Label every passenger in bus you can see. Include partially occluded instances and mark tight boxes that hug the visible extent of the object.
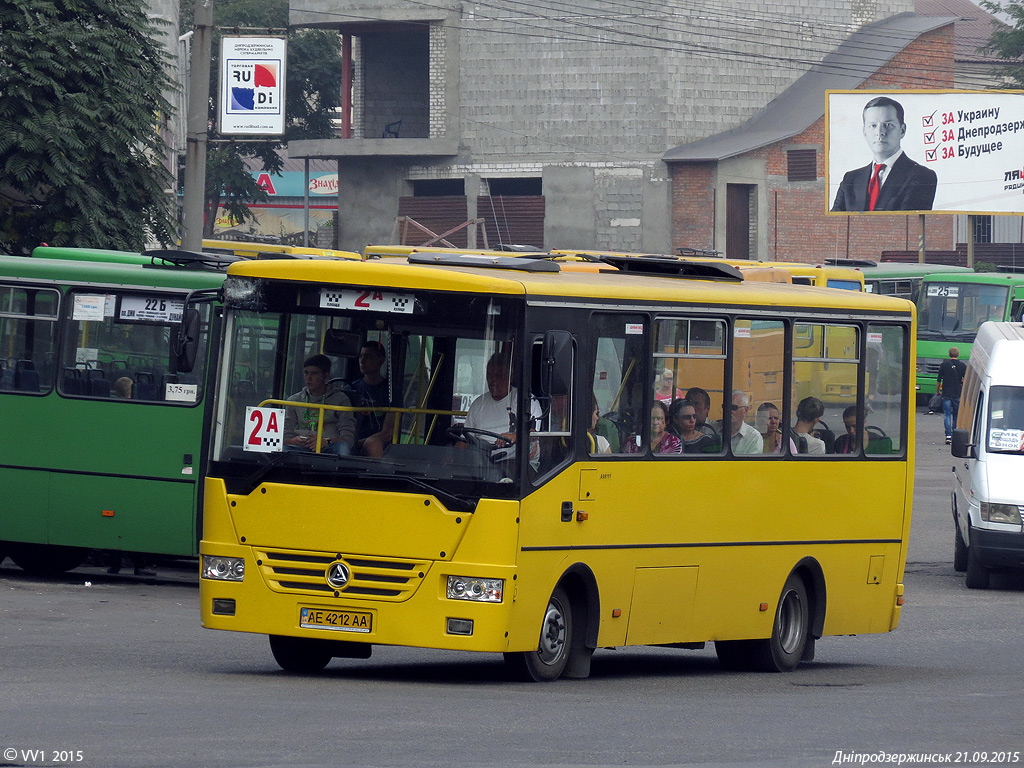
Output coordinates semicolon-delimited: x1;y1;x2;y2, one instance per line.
793;396;826;455
283;354;356;455
716;390;763;455
627;401;681;454
669;398;713;454
655;367;683;403
756;402;783;454
589;395;612;454
684;386;717;437
113;376;133;399
835;405;868;454
345;340;396;458
464;352;539;447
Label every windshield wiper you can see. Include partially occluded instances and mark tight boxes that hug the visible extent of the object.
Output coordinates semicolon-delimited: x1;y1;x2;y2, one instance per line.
360;472;477;513
242;450;291;490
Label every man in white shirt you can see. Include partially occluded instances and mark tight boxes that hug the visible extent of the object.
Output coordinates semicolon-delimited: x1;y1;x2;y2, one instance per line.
716;390;763;455
793;396;827;455
464;353;520;444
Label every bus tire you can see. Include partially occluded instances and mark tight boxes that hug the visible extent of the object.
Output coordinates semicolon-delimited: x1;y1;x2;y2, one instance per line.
953;524;967;573
751;572;810;672
504;586;572;682
964;544;990;590
8;543;86;575
269;635;333;673
714;639;756;671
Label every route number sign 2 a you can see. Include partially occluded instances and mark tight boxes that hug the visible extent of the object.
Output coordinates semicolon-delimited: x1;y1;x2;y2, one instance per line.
245;407;285;452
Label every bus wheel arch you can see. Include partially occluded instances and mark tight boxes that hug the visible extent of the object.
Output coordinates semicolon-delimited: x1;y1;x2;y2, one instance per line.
504;563;599;682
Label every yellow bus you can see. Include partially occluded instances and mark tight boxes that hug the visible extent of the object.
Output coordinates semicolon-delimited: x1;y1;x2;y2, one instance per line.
193;250;914;680
202;239;361;261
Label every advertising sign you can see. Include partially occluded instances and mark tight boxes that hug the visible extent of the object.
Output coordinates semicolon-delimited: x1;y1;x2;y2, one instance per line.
219;36;286;136
827;90;1024;215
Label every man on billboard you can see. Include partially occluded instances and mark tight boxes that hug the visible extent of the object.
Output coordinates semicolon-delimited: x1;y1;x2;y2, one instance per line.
831;96;937;212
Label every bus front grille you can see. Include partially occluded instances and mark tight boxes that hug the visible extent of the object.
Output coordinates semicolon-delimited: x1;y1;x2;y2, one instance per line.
255;548;428;601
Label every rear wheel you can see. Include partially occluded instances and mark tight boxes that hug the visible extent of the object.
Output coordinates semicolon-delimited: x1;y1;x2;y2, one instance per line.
504;586;572;682
8;544;86;575
953;523;967;572
269;635;334;673
964;543;990;590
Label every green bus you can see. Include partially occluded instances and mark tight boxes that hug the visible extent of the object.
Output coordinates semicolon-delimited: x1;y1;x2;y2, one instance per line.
916;272;1024;395
0;249;230;573
825;259;973;302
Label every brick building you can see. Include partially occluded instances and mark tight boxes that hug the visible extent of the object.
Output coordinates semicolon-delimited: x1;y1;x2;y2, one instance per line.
664;15;957;262
288;0;966;255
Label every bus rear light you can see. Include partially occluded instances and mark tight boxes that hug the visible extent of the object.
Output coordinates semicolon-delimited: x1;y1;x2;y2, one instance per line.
202;555;245;581
446;576;503;602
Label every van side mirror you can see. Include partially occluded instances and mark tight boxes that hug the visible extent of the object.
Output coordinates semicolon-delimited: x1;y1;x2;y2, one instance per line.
538;330;573;396
950;428;974;458
172;308;201;374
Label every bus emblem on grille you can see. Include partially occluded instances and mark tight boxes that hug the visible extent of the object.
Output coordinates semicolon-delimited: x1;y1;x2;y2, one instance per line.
326;561;350;588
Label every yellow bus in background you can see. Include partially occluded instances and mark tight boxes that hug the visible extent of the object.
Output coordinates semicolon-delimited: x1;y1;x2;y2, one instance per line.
203;239;361;261
193;250;914;680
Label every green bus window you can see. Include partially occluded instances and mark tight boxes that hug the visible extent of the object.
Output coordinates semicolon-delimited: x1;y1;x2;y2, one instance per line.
0;285;59;393
734;319;785;456
865;325;906;456
60;289;208;403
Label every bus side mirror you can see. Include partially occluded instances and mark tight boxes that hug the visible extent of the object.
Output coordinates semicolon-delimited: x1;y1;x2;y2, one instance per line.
950;428;973;458
172;308;201;374
539;330;573;396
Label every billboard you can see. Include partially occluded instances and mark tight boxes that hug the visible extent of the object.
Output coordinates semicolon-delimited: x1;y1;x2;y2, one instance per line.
826;90;1024;215
219;36;287;136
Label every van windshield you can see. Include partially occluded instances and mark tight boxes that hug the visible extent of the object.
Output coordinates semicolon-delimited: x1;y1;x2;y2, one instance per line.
987;385;1024;454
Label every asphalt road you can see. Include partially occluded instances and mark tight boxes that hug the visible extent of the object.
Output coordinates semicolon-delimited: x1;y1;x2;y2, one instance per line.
0;409;1021;768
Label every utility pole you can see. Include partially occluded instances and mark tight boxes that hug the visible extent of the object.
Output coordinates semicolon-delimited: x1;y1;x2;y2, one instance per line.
181;0;214;251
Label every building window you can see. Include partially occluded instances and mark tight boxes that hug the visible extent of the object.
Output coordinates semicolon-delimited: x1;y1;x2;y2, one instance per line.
787;149;817;182
973;215;993;244
413;179;465;196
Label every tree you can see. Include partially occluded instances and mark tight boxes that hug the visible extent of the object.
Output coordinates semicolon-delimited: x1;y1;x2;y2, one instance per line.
980;0;1024;87
0;0;177;254
181;0;343;238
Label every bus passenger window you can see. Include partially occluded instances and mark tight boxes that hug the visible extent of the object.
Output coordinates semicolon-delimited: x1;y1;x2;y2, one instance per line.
653;317;726;456
733;319;784;455
0;285;59;394
865;325;905;455
792;323;859;455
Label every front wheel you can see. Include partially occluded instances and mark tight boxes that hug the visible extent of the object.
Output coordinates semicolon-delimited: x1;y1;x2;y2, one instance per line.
269;635;334;673
964;543;990;590
953;523;967;573
504;586;572;682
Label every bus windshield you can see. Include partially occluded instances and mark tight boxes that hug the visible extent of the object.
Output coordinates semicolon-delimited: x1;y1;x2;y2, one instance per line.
212;276;525;501
918;282;1008;342
987;385;1024;455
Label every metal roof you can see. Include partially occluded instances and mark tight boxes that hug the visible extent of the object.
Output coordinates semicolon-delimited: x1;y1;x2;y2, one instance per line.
662;13;956;163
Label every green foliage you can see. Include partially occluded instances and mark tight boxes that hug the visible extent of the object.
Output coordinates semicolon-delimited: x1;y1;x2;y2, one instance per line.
0;0;177;254
980;0;1024;88
974;260;998;272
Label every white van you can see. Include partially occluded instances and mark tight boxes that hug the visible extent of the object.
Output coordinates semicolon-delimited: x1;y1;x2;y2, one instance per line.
950;322;1024;589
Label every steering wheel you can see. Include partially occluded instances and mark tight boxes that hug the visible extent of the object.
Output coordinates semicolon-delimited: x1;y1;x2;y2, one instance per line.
447;425;508;447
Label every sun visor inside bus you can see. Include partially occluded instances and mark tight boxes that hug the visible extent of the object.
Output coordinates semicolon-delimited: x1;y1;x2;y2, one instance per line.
322;329;362;358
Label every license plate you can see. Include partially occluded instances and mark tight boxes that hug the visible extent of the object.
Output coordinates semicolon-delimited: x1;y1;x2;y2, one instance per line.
299;606;373;633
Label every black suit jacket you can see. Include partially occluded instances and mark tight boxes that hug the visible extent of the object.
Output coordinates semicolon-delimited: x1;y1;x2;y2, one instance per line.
831;152;937;212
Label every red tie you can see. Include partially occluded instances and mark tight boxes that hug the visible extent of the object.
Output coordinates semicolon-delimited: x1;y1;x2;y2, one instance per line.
868;163;885;211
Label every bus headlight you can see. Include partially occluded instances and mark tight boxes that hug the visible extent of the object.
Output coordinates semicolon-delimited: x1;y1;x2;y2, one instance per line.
202;555;245;581
980;503;1023;525
447;575;503;603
